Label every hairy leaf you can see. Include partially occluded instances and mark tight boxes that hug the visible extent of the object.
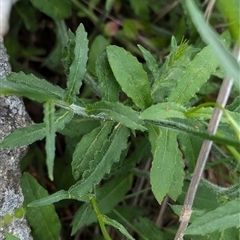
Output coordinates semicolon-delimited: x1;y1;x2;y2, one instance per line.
64;24;88;103
7;72;65;99
72;122;113;180
140;102;186;120
168;45;220;104
107;45;152;109
29;0;71;20
96;50;119;102
138;45;159;80
86;101;146;131
0;110;73;148
184;198;240;235
69;125;130;199
44;101;56;181
21;173;61;240
148;126;183;203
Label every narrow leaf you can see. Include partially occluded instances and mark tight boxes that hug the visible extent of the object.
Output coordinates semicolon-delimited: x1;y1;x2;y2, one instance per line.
103;215;135;240
0;109;73;149
86;101;146;131
69;125;130;199
28;190;71;207
184;198;240;235
7;72;65;99
168;45;220;104
186;0;240;91
147;118;239;147
140;102;186;120
29;0;71;20
138;45;159;80
107;45;152;109
44;101;56;181
21;173;61;240
64;24;89;103
72;122;113;180
148;126;183;203
96;50;119;102
0;80;59;102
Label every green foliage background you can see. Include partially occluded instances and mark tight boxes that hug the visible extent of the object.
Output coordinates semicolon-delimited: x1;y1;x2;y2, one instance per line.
0;0;239;239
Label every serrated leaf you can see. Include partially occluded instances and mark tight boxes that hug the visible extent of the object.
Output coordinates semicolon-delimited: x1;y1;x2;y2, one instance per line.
0;110;73;149
103;215;135;240
69;125;130;199
148;126;183;203
138;45;159;80
106;45;152;109
0;80;59;102
29;0;71;20
186;0;240;91
71;173;133;234
140;102;186;120
0;123;45;148
168;45;220;104
21;173;61;240
7;72;65;99
184;198;240;235
86;101;146;131
64;24;89;103
96;50;119;102
72;122;113;180
44;101;56;181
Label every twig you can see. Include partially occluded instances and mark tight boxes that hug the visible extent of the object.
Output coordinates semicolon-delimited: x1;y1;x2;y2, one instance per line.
174;44;240;240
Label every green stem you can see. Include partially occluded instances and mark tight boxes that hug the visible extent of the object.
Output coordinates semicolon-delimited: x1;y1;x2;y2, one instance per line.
91;197;112;240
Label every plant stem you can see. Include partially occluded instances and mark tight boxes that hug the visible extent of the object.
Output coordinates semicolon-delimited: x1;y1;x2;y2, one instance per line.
91;196;112;240
174;44;240;240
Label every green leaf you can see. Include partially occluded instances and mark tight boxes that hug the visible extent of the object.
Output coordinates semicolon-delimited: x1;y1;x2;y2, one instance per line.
72;122;113;180
5;232;20;240
0;80;59;103
7;72;65;99
0;109;73;149
96;50;119;102
71;173;133;235
44;101;56;181
186;0;240;91
147;118;240;147
129;0;149;21
184;198;240;235
86;101;146;131
69;124;130;199
148;126;183;203
88;35;110;75
103;215;135;240
64;24;89;103
21;173;61;240
106;45;152;109
140;102;186;120
168;45;220;104
216;0;240;43
28;190;72;207
29;0;71;20
138;45;159;80
0;123;45;148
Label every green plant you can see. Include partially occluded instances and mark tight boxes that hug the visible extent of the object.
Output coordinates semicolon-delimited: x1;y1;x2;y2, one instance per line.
1;0;239;239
